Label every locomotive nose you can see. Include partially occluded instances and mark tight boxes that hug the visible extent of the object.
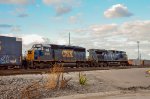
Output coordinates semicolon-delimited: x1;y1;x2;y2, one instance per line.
26;50;35;61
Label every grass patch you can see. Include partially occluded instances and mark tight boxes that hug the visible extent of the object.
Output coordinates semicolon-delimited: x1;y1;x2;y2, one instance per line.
79;72;87;85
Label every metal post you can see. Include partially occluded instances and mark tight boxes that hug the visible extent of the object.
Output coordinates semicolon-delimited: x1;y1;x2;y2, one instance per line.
69;33;70;46
137;41;140;60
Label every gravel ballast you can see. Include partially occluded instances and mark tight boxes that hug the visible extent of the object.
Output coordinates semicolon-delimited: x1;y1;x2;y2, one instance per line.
0;68;150;99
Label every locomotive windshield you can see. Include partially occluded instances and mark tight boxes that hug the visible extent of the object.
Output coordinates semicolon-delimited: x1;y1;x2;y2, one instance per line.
32;44;51;51
32;44;42;50
43;47;50;52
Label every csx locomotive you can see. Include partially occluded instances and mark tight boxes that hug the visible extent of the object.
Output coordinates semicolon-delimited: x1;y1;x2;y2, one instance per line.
26;44;86;68
0;36;129;69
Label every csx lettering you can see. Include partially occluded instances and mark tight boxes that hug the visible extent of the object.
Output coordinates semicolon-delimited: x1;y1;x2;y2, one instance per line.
62;50;73;57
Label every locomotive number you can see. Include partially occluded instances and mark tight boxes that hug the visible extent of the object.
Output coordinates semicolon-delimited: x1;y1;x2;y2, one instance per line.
45;52;50;55
62;50;73;57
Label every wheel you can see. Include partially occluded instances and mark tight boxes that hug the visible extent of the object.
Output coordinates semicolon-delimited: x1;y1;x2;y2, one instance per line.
103;63;108;67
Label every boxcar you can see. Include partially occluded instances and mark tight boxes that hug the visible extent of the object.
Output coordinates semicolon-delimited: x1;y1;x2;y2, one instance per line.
128;59;143;66
0;36;22;68
143;60;150;66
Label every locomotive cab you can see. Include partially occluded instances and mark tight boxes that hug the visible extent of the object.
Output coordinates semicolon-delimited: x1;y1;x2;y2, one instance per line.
26;44;53;68
120;51;128;60
26;44;52;61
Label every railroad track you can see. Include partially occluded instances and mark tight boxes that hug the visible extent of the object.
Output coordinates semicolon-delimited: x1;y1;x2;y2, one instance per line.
0;66;150;76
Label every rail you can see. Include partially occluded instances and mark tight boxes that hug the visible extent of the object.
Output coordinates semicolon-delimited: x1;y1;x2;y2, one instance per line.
0;65;150;76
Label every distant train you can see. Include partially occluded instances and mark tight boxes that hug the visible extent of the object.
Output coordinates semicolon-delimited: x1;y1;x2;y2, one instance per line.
0;36;130;69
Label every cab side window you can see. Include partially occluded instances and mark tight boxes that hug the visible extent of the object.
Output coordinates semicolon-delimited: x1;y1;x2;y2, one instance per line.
44;47;50;52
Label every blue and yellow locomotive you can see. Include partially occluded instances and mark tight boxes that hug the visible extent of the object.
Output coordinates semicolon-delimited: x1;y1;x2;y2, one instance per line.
26;44;86;68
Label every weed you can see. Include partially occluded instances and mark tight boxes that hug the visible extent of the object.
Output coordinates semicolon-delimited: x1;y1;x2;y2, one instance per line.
21;63;71;99
79;72;87;85
45;63;71;89
60;73;72;88
146;70;150;75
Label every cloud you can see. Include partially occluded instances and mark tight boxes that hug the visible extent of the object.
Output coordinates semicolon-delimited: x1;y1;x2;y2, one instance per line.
11;26;21;32
0;24;12;28
21;34;50;45
55;5;72;16
22;34;50;52
12;7;29;18
43;0;74;15
66;20;150;59
0;0;34;5
69;13;82;24
104;4;133;18
43;0;72;5
0;33;50;53
17;13;29;18
89;24;118;33
0;24;21;32
69;16;77;23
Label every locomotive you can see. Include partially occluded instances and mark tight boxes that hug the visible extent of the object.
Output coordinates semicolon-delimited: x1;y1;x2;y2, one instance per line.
0;36;129;69
26;44;86;68
88;49;128;67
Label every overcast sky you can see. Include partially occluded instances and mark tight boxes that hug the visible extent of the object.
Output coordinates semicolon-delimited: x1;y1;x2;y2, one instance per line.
0;0;150;59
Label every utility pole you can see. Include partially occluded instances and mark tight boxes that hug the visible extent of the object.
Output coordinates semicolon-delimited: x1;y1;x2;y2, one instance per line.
69;32;70;46
140;53;141;61
137;41;140;60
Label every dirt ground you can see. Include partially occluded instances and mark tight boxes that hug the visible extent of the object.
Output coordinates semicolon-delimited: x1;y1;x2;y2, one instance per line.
1;68;150;99
88;92;150;99
45;68;150;99
88;68;150;88
47;91;150;99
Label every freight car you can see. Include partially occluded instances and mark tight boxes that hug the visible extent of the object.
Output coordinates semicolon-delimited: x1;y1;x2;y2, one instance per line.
142;60;150;66
0;36;22;69
26;44;86;68
128;59;150;66
128;59;142;66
